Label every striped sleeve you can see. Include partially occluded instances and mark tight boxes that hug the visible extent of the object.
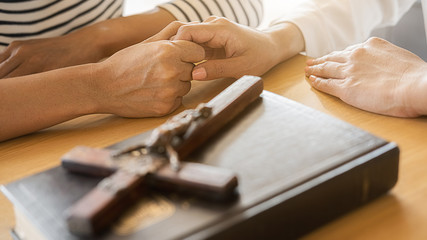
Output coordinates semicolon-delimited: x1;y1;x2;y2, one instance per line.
0;0;123;48
159;0;263;27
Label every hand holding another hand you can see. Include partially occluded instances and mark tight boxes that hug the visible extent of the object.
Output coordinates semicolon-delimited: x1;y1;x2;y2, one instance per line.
170;17;295;81
93;39;205;118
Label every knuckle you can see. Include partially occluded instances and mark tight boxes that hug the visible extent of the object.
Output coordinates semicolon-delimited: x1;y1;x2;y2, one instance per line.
157;43;176;58
159;87;179;100
346;64;359;73
339;62;352;73
171;20;184;26
205;16;218;22
312;57;324;65
311;77;323;88
350;47;367;59
214;17;231;25
158;65;180;80
154;102;176;116
182;82;191;93
9;43;32;57
366;37;389;48
153;105;169;116
336;63;346;72
366;37;383;45
176;25;190;38
168;21;185;30
343;63;353;73
178;24;190;33
315;63;326;73
213;64;226;77
8;41;23;49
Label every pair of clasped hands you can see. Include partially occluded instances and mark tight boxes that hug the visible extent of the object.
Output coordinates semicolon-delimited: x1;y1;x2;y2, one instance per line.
1;17;280;118
1;17;294;141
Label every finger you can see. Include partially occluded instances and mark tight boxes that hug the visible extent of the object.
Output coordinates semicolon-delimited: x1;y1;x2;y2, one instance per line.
0;48;10;63
178;62;197;81
305;62;346;79
144;21;187;43
168;97;183;114
169;21;202;41
172;40;205;64
204;46;226;60
175;24;227;49
191;57;244;80
204;16;219;23
4;63;38;78
0;58;20;78
308;75;343;98
306;51;347;66
4;69;22;79
344;42;363;51
176;81;191;97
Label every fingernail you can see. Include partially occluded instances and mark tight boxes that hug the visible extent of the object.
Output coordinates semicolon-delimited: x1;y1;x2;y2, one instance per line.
304;66;310;77
309;75;316;81
192;67;207;80
306;59;313;65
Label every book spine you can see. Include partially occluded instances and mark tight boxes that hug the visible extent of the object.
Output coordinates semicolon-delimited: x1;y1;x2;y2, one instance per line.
193;142;399;239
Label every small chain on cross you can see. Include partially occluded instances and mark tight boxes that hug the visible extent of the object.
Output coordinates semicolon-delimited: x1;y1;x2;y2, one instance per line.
114;103;213;171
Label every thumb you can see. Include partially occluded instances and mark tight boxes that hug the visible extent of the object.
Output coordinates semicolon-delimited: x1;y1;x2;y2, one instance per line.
192;58;244;80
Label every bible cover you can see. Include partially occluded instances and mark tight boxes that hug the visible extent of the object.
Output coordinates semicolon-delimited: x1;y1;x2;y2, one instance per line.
1;91;399;240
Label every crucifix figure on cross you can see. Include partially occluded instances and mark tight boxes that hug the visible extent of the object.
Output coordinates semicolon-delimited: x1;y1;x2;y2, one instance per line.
60;76;263;236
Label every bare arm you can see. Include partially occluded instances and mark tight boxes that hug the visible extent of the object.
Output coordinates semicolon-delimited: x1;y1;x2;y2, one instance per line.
0;0;264;78
0;30;205;142
0;8;176;78
271;0;417;57
0;64;98;140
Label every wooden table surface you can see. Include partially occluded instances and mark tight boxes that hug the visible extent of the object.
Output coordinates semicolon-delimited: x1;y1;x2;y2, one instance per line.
1;54;427;240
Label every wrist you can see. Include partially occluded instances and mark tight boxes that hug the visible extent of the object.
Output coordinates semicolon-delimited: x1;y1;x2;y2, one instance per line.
411;63;427;116
83;62;114;114
64;27;107;62
65;63;104;116
77;7;176;59
264;22;305;64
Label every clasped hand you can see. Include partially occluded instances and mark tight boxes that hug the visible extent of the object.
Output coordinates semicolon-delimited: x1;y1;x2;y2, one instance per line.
1;18;287;119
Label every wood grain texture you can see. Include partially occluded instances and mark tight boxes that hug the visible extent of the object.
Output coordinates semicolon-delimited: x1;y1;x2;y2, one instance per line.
176;75;263;158
1;54;427;239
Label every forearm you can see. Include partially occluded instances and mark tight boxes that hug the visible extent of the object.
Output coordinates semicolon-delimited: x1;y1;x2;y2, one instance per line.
264;22;305;65
270;0;416;57
408;63;427;116
66;7;176;60
0;64;100;141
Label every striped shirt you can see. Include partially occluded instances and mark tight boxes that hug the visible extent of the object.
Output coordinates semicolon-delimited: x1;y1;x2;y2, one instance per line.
0;0;124;48
0;0;263;50
160;0;263;28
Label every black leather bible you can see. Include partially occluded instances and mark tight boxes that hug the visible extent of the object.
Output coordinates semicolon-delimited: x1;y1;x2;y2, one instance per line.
1;91;399;240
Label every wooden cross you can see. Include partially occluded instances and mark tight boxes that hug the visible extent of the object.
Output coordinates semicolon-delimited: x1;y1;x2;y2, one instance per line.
60;76;263;236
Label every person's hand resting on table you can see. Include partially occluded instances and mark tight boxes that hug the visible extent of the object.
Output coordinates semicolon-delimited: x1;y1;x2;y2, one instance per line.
306;37;427;117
